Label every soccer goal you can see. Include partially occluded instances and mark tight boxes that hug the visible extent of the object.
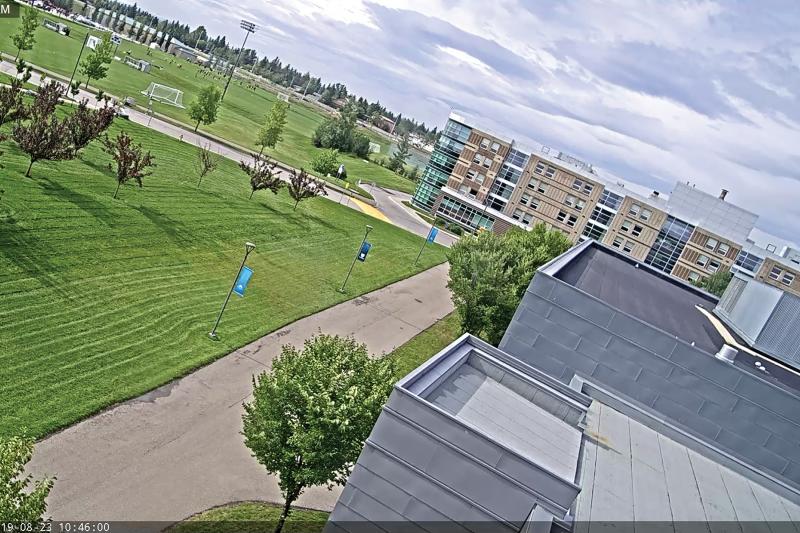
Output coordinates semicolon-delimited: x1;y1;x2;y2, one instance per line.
141;83;185;108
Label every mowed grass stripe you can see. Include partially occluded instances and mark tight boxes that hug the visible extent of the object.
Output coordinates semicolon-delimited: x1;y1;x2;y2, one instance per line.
0;115;446;438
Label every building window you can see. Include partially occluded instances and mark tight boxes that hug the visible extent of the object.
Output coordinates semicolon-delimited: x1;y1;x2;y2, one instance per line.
527;179;538;191
769;266;782;280
621;219;632;233
717;243;730;256
576;199;586;211
707;260;721;273
705;238;719;251
697;255;710;267
534;161;546;175
520;194;531;206
491;142;500;153
735;251;763;273
537;183;548;194
522;213;533;225
629;203;641;217
598;190;623;210
530;197;539;210
472;153;482;164
612;237;623;248
640;208;652;221
572;179;584;191
583;183;594;195
557;211;568;223
623;241;634;254
632;225;643;238
482;157;492;168
466;169;477;180
512;209;523;221
564;194;577;208
582;221;607;241
783;272;796;286
480;138;490;149
476;173;486;184
567;214;578;228
687;272;701;283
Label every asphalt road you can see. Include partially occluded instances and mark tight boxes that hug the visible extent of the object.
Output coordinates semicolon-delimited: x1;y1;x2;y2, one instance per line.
27;264;454;522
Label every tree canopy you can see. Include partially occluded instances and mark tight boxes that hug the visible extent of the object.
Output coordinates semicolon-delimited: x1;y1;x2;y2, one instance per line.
187;85;222;132
691;269;733;297
80;33;114;89
256;101;289;155
0;436;54;523
12;7;39;60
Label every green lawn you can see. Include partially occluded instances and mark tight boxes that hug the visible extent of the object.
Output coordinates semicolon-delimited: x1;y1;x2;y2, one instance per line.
171;502;328;533
0;8;418;194
389;312;461;379
0;112;445;438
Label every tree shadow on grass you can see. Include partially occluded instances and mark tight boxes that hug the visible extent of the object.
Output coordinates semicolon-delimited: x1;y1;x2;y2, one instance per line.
38;177;118;226
134;204;199;247
0;220;71;300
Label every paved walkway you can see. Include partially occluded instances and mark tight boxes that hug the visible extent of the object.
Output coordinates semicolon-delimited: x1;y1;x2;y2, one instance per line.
27;264;453;522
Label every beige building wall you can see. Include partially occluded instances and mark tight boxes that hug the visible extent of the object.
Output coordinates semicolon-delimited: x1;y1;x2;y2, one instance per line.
671;228;741;283
756;258;800;297
603;196;667;261
447;129;511;204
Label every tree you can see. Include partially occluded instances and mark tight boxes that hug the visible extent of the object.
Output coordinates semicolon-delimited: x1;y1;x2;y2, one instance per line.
351;132;370;159
12;82;73;178
102;132;156;198
310;148;339;177
80;32;114;89
12;8;39;60
0;79;26;126
187;85;222;132
447;224;571;345
242;334;395;533
194;142;220;188
692;269;733;297
255;101;289;155
287;167;326;210
64;99;116;157
0;436;54;523
240;154;283;199
387;133;410;173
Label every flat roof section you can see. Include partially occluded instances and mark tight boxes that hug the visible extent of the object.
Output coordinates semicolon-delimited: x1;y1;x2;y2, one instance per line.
555;246;724;354
576;401;800;524
427;357;582;482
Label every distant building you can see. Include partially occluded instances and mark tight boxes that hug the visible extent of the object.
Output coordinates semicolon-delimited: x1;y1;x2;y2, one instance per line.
412;112;800;295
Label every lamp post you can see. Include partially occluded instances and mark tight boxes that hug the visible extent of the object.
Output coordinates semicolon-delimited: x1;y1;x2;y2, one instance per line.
68;33;89;92
339;225;372;293
221;20;256;101
209;242;256;340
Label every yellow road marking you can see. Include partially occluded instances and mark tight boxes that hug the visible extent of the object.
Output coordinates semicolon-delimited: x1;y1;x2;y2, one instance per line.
695;305;800;378
350;196;391;223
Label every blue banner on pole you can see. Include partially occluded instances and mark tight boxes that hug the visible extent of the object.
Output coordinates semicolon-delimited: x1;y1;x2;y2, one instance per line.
427;227;438;243
233;266;253;297
357;242;371;262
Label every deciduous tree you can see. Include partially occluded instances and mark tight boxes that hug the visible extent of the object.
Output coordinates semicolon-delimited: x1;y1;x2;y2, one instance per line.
65;99;116;156
102;132;156;198
11;82;73;178
287;167;326;210
310;148;339;177
194;142;220;188
240;154;283;199
12;8;39;60
387;133;410;173
187;85;222;132
80;32;114;89
0;79;26;126
242;334;394;533
255;100;289;155
0;436;54;524
447;224;571;345
691;269;733;297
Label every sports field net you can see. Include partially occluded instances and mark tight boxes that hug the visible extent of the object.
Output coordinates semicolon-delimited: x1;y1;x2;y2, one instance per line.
141;83;184;108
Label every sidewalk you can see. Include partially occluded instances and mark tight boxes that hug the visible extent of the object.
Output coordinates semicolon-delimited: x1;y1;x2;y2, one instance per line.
27;264;453;522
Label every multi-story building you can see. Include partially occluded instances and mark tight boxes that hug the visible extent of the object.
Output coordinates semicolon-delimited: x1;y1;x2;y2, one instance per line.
412;112;800;296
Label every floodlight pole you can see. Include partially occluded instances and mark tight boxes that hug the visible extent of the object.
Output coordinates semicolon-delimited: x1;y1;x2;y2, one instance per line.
221;20;256;102
68;33;89;91
339;225;372;293
209;242;256;340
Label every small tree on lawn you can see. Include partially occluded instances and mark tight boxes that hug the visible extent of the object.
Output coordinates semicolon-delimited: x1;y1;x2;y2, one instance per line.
102;132;156;199
242;334;395;533
12;83;73;178
310;148;339;177
195;142;220;188
0;435;55;524
241;154;283;199
287;167;327;210
188;85;222;132
386;133;411;173
64;99;116;157
79;33;114;89
691;269;733;297
255;100;289;155
0;79;27;126
16;59;33;85
12;7;39;60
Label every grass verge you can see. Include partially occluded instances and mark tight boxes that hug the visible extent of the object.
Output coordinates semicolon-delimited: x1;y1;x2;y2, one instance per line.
170;502;328;533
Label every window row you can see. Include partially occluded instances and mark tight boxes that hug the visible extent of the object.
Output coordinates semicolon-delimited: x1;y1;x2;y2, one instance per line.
571;178;594;196
628;202;653;222
620;219;644;238
519;193;539;210
564;194;586;211
533;161;556;178
696;254;722;273
479;138;502;153
612;237;635;254
512;209;534;225
702;236;731;256
557;210;579;228
769;266;796;286
472;153;493;168
465;169;486;184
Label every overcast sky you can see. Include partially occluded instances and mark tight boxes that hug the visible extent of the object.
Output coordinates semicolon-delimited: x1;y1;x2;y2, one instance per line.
138;0;800;244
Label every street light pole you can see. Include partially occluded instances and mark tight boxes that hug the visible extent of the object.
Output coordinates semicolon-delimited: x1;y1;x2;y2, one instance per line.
221;20;256;102
339;225;372;293
68;33;89;91
209;242;256;340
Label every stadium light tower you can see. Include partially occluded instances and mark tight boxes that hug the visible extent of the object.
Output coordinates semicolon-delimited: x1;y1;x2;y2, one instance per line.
221;19;257;101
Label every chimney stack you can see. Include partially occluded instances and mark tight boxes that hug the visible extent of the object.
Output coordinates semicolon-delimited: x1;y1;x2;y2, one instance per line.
719;189;728;201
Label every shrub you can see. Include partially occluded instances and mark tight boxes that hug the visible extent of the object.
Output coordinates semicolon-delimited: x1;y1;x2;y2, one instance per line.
310;148;340;176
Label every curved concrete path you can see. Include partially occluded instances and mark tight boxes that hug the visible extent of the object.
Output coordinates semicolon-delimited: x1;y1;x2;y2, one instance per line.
28;264;453;522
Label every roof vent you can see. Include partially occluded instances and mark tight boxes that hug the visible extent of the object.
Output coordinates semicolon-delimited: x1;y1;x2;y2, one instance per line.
715;344;737;363
651;190;660;198
719;189;728;201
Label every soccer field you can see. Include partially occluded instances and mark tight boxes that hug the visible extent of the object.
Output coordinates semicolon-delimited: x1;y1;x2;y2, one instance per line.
0;7;419;194
0;115;445;438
